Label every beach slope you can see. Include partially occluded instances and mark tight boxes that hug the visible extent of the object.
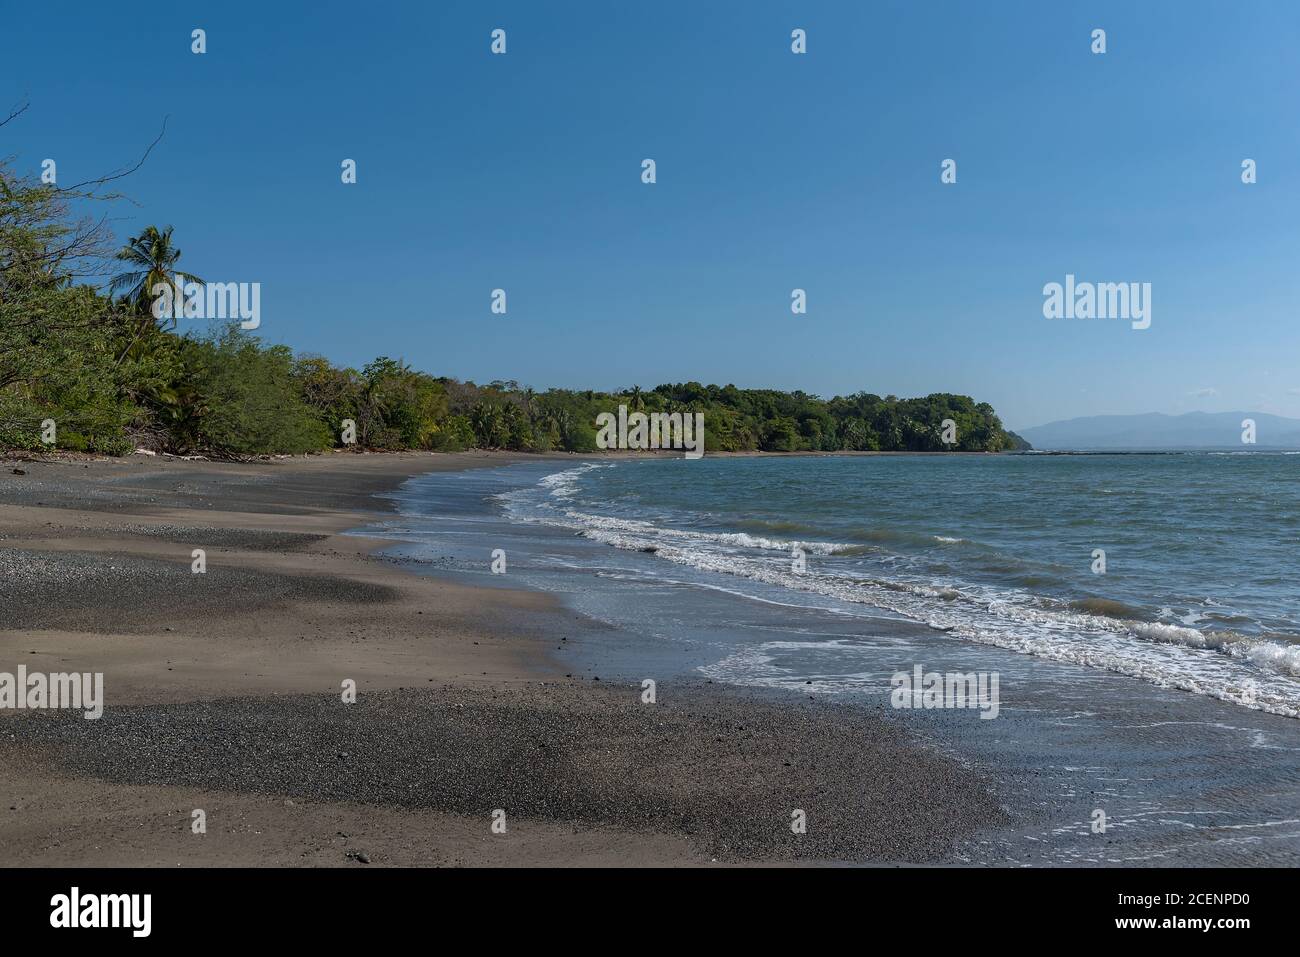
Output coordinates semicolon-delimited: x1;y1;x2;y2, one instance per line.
0;452;1004;866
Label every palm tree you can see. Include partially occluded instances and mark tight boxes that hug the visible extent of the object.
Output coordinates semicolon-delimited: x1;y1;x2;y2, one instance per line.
543;407;575;450
109;225;204;325
470;401;506;447
627;385;645;411
843;418;866;450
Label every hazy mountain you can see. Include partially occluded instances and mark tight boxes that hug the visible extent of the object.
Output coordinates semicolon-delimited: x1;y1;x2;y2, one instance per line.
1018;411;1300;450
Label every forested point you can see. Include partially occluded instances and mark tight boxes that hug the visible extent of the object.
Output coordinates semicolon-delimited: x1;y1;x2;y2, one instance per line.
1;133;1029;459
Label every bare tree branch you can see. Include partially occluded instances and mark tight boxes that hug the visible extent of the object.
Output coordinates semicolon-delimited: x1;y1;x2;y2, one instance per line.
57;116;168;194
0;100;29;130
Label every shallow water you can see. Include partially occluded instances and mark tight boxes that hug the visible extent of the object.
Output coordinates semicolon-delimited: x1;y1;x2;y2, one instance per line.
364;456;1300;865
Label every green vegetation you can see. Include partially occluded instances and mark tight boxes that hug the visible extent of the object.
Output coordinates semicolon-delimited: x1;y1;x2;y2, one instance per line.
1;126;1027;458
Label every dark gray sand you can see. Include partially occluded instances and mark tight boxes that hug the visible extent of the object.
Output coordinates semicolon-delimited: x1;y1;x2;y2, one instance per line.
0;451;555;516
10;683;1007;864
0;546;396;632
0;451;1011;865
0;522;330;551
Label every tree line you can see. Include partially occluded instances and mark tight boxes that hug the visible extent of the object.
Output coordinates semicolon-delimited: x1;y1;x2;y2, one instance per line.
1;122;1028;458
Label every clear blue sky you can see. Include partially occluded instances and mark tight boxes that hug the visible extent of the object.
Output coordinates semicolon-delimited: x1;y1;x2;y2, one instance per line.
4;0;1298;430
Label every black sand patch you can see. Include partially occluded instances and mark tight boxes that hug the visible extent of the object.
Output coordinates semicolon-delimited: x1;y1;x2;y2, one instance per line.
10;683;1009;863
0;547;395;632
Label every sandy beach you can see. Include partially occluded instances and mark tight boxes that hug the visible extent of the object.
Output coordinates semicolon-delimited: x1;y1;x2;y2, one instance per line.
0;452;1006;866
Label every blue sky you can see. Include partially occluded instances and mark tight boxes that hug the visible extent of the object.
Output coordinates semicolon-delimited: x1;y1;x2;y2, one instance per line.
4;0;1298;430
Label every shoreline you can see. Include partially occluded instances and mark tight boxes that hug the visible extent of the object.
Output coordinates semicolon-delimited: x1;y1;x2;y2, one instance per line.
380;455;1300;866
0;452;1008;866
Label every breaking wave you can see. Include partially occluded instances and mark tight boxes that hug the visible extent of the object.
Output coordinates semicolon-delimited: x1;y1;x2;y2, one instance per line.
501;465;1300;718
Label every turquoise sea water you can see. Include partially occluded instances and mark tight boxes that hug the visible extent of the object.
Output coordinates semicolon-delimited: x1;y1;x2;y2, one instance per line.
368;454;1300;864
498;453;1300;718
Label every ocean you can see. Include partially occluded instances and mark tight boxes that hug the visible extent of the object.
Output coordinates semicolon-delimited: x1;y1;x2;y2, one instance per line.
365;453;1300;865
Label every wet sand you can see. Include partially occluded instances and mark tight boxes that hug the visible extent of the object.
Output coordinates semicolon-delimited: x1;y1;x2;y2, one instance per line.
0;451;1007;866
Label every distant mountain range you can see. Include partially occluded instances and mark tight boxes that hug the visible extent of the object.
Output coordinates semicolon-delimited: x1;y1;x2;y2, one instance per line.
1017;411;1300;450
